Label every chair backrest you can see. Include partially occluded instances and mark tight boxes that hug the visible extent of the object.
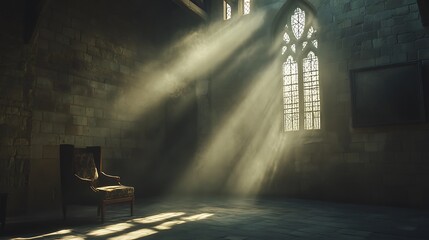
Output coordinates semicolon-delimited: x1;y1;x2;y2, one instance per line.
59;145;102;199
73;149;99;180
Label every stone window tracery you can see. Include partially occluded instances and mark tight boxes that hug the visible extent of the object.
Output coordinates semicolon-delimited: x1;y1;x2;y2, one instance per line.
281;7;321;131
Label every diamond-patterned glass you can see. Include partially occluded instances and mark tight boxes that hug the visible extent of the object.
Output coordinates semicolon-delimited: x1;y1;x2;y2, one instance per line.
302;41;307;50
283;32;290;44
312;40;318;48
291;8;305;40
283;56;299;131
225;2;232;20
243;0;250;15
302;51;320;130
307;26;315;39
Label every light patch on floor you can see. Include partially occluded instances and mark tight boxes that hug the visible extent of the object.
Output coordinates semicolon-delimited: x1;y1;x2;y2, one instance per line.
130;212;185;224
181;213;214;221
154;220;186;230
107;228;157;240
87;222;134;236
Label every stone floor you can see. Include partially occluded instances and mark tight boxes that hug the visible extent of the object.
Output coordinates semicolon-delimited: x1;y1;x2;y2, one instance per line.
1;197;429;240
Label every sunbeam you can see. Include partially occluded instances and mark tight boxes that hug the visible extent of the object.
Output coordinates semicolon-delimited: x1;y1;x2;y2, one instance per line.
110;11;267;120
173;40;296;196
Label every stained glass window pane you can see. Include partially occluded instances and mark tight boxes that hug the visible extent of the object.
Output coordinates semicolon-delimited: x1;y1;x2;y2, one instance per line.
243;0;251;15
303;41;307;50
291;44;296;53
283;32;290;44
302;51;320;130
312;40;318;48
225;2;232;20
307;26;315;39
283;56;299;131
282;46;287;55
291;8;305;40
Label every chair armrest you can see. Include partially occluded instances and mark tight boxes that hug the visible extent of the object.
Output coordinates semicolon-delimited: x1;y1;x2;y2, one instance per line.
74;174;95;182
101;172;120;181
98;171;121;185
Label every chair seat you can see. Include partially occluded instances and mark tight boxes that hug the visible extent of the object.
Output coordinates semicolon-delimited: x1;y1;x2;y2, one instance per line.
96;185;134;200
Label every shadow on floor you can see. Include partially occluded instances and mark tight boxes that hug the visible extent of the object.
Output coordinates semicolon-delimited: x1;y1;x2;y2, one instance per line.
1;197;429;240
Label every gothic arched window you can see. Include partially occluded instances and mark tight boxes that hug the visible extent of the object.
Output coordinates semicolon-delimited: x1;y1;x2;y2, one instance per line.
282;7;320;131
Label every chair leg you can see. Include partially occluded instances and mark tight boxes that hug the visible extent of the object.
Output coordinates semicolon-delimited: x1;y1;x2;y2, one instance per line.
130;199;134;216
100;203;105;223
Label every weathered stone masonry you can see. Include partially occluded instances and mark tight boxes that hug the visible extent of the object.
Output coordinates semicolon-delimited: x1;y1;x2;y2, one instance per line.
205;0;429;207
1;0;429;216
1;0;200;214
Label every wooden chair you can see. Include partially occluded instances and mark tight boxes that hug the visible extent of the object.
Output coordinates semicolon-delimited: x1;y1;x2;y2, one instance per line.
59;144;134;223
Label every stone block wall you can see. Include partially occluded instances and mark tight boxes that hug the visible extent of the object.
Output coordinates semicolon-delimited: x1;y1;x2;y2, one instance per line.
1;0;428;215
27;0;200;211
312;0;429;207
0;0;32;215
0;0;201;214
204;0;429;207
28;0;141;210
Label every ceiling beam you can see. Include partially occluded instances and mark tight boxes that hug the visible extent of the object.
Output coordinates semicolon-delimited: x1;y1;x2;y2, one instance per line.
174;0;208;20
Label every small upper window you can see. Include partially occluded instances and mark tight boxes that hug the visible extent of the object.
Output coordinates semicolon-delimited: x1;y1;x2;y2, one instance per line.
243;0;251;15
224;0;251;20
224;1;232;20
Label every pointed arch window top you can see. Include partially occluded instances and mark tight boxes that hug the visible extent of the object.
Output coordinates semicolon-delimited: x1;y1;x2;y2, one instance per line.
291;8;305;40
283;56;298;82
